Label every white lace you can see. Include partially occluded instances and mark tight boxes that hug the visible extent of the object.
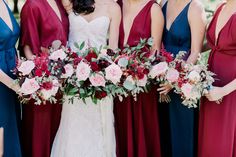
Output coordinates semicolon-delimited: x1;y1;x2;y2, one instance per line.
51;13;116;157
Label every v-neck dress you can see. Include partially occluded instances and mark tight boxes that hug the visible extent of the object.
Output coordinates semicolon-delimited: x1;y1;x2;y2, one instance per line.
19;0;69;157
159;1;198;157
0;1;21;157
114;1;161;157
198;4;236;157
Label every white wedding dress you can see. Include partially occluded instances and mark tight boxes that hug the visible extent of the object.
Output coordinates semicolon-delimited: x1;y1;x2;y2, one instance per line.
51;12;116;157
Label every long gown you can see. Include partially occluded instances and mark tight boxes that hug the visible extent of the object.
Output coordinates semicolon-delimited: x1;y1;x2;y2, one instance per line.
159;1;198;157
0;1;21;156
51;13;116;157
198;3;236;157
20;0;69;156
114;1;161;157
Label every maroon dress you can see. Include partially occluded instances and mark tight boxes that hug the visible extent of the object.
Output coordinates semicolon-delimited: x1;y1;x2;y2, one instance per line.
20;0;69;157
198;3;236;157
114;1;161;157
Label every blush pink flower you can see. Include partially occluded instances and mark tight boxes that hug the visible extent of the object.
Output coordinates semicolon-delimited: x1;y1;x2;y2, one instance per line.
18;60;35;75
105;64;122;84
49;49;67;61
76;62;91;81
89;73;106;87
62;64;74;78
149;62;168;79
166;68;179;83
181;83;193;99
20;78;40;95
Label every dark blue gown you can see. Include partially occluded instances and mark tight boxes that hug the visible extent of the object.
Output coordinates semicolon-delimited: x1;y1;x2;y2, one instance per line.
0;1;21;157
158;1;198;157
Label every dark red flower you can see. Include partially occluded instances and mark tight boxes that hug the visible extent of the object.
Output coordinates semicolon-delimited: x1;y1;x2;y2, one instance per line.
85;51;98;62
90;62;100;72
35;69;43;77
74;57;82;66
160;49;174;63
95;91;107;99
45;70;51;76
41;63;48;71
71;52;78;58
107;49;116;56
42;82;53;90
143;68;149;74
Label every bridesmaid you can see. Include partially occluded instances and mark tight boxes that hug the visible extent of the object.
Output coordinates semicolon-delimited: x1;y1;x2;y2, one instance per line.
114;0;164;157
20;0;69;156
0;0;21;156
158;0;206;157
198;1;236;157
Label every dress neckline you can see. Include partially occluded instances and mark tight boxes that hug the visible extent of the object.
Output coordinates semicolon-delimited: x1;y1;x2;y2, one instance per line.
164;1;191;32
122;0;154;46
0;0;14;32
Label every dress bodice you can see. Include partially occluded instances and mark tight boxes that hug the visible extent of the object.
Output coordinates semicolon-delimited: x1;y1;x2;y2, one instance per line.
162;1;191;56
68;13;110;51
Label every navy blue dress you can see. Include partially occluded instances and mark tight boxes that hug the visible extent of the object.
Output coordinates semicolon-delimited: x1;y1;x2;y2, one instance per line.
0;1;21;157
158;1;198;157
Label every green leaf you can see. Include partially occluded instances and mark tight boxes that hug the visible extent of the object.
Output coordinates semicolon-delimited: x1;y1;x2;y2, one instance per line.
80;41;85;50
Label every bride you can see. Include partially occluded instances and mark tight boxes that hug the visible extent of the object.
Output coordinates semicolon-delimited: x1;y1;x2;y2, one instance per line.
51;0;121;156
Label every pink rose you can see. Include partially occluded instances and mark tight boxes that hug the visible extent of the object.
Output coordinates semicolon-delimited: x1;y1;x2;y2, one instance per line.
18;60;35;75
41;79;59;100
149;62;168;79
166;68;179;83
76;62;91;81
137;75;148;87
49;49;67;61
89;73;106;87
181;83;193;99
62;64;74;78
20;78;40;95
105;64;123;84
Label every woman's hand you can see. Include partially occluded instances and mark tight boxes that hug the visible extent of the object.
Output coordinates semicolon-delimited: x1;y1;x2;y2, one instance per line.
205;86;226;102
157;83;173;95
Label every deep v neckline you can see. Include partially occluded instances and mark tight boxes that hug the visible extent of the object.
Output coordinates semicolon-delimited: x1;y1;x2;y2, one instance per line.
122;0;153;46
46;0;62;22
0;1;14;32
165;1;191;31
214;4;236;46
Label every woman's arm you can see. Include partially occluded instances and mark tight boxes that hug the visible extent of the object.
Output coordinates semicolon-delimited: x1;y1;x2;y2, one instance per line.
62;0;73;14
206;79;236;101
151;3;164;51
187;1;207;64
0;70;20;92
0;128;3;157
108;2;121;50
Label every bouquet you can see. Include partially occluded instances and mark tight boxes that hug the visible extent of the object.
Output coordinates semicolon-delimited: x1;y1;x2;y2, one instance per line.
62;42;125;104
110;38;155;101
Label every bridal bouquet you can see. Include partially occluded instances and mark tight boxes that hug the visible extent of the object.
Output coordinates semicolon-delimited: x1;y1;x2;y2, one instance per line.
62;42;125;104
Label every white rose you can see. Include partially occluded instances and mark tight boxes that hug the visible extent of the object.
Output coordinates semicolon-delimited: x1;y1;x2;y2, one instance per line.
187;70;201;83
137;75;148;87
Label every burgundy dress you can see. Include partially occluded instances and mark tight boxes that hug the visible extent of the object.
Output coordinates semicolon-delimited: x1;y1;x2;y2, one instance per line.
114;1;161;157
20;0;69;157
198;3;236;157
